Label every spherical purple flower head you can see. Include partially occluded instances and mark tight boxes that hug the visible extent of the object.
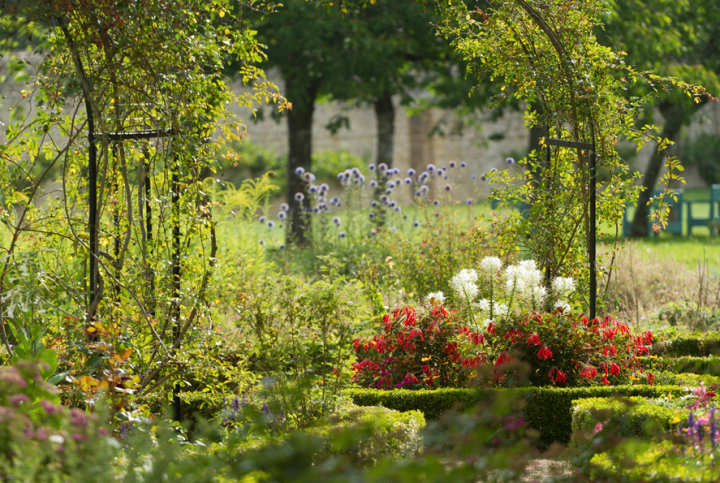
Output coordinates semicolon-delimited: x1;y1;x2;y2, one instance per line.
421;185;429;192
278;211;287;220
449;161;457;169
490;167;498;173
359;174;366;183
309;185;318;193
337;172;344;180
280;203;289;212
380;194;390;204
339;231;347;238
279;244;286;250
303;172;316;183
444;184;452;192
259;215;266;224
414;190;422;197
395;178;403;187
312;207;319;214
378;163;388;173
369;211;376;219
436;169;444;177
295;193;304;202
343;171;352;182
267;220;275;229
318;203;328;212
332;216;341;226
433;200;440;206
320;183;329;192
434;211;441;218
472;175;477;179
461;162;467;168
385;188;393;195
369;163;376;171
387;181;396;189
295;167;305;176
403;214;408;219
389;200;397;208
393;206;401;213
426;164;436;173
466;198;473;205
351;167;360;175
369;180;378;188
505;157;515;165
413;221;420;227
330;197;340;206
407;168;416;176
370;200;378;207
404;177;412;184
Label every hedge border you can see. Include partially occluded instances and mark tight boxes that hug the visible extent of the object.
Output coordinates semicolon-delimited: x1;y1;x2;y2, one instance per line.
346;385;688;446
637;356;720;375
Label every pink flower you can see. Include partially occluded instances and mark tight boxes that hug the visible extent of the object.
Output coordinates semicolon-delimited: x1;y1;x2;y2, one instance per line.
9;394;29;406
594;422;604;433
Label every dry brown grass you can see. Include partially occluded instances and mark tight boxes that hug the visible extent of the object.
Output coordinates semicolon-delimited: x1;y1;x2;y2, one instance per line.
603;241;720;330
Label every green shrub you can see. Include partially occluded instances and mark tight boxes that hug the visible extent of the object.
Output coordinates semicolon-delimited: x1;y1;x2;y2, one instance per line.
311;403;425;466
571;396;685;441
347;385;687;446
661;332;720;356
638;356;720;375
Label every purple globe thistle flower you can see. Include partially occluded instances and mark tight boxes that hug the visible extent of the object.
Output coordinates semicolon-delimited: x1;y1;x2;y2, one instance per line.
449;162;457;169
414;221;420;227
378;163;388;173
295;193;304;202
318;203;328;211
369;211;376;219
267;220;275;229
343;171;352;181
433;200;439;206
278;211;287;220
370;180;378;188
481;174;487;181
295;167;305;176
359;174;366;183
426;164;436;173
330;197;340;206
389;200;397;208
319;183;329;192
490;167;498;173
387;181;396;189
444;184;452;192
403;214;408;219
407;168;416;176
332;216;341;226
505;157;515;165
259;215;267;224
472;175;477;179
371;200;378;207
279;244;286;250
312;207;319;214
404;177;412;184
339;231;347;238
421;185;429;192
466;198;473;205
280;203;289;212
351;167;360;175
337;172;344;180
393;206;401;213
309;185;318;193
303;172;315;183
385;188;393;195
369;163;376;171
380;195;389;204
461;162;467;168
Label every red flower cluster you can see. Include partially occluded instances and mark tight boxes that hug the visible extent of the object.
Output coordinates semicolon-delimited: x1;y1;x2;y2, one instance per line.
352;305;484;389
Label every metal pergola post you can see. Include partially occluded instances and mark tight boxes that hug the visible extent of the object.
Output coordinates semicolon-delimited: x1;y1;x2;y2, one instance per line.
546;134;597;320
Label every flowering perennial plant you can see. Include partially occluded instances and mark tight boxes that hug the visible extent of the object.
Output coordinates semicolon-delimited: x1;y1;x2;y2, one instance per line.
352;306;486;389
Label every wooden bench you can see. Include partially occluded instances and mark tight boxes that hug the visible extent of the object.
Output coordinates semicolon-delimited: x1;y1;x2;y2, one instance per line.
686;184;720;235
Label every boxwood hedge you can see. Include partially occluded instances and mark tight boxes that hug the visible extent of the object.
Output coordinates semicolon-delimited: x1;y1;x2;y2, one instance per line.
347;385;687;446
660;332;720;357
571;396;685;441
637;356;720;375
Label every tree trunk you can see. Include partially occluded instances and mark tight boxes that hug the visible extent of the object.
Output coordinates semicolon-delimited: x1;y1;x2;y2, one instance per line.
374;89;395;168
629;103;687;237
287;83;317;246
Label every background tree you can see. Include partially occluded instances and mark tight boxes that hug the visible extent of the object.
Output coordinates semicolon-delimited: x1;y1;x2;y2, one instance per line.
600;0;720;237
